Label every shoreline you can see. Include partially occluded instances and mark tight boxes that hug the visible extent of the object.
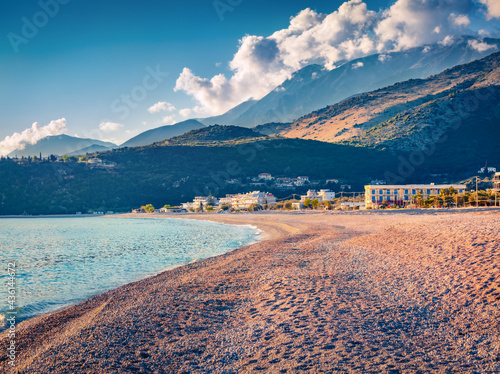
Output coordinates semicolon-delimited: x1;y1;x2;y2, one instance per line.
0;216;263;332
1;210;499;372
0;205;498;220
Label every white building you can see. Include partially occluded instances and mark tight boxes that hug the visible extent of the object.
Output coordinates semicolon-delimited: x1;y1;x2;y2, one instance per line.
159;207;184;213
258;173;273;180
493;172;500;192
365;183;466;208
182;196;219;211
301;189;335;202
228;191;277;210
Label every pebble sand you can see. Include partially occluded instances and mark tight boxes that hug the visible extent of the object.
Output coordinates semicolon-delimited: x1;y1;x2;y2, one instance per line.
1;210;499;373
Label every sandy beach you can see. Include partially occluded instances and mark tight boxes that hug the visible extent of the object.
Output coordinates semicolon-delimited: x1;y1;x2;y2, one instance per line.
1;209;499;373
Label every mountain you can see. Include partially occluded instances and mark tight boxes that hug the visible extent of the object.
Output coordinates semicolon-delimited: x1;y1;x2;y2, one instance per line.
0;136;399;215
120;119;206;148
273;50;500;151
1;117;497;215
7;135;117;158
159;125;266;146
68;144;114;156
206;36;499;127
254;122;293;136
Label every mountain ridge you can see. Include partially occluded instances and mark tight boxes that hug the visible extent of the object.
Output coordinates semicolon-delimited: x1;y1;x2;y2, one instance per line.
7;135;117;158
202;36;499;128
273;49;500;151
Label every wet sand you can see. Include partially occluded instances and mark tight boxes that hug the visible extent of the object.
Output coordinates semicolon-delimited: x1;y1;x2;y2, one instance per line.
1;210;499;373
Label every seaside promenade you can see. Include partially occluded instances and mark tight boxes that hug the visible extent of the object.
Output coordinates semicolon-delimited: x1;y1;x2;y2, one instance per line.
1;210;499;373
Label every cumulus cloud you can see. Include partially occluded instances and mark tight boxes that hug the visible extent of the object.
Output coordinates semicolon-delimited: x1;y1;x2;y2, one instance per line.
480;0;500;20
99;122;123;132
439;35;456;46
148;101;175;113
175;0;497;116
179;108;192;117
0;118;67;156
449;13;471;27
352;61;364;69
160;115;176;125
468;39;498;52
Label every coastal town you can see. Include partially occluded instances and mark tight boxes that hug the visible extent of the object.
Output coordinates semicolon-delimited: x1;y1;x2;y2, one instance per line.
132;171;500;213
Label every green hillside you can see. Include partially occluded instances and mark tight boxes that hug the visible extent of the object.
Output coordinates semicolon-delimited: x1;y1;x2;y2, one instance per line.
0;136;397;215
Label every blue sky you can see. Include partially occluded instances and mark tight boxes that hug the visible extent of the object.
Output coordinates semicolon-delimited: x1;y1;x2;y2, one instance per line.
0;0;498;153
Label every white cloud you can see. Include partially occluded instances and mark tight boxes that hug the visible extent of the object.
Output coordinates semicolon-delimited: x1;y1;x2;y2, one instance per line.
99;122;123;132
179;108;192;117
449;13;471;27
0;118;67;156
175;0;496;116
160;115;176;125
422;45;431;53
352;61;364;69
468;39;498;52
148;101;176;113
439;35;455;46
480;0;500;20
378;53;391;61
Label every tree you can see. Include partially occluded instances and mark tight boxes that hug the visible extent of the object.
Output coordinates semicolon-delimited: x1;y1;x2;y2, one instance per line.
303;198;311;209
274;202;284;210
415;191;424;208
220;203;231;211
62;155;77;163
439;188;455;207
247;203;262;211
141;204;155;213
206;192;214;207
311;199;319;209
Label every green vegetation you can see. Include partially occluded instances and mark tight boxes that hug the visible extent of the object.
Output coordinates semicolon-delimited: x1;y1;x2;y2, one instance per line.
160;125;265;146
62;155;77;163
1;125;495;216
247;203;262;211
219;204;231;211
141;204;155;213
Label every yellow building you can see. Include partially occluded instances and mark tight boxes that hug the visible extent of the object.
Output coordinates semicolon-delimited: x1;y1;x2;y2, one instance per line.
365;183;466;208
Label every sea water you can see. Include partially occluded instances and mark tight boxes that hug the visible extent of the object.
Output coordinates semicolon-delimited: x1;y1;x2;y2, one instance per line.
0;216;259;327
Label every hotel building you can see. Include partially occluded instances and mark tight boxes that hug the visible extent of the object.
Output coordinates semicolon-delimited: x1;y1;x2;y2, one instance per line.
494;172;500;192
301;189;336;202
365;183;466;208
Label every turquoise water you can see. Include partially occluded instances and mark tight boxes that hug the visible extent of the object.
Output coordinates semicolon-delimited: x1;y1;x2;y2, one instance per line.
0;217;258;326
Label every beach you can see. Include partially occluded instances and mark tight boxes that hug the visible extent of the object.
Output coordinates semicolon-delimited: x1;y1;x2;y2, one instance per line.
1;209;499;373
